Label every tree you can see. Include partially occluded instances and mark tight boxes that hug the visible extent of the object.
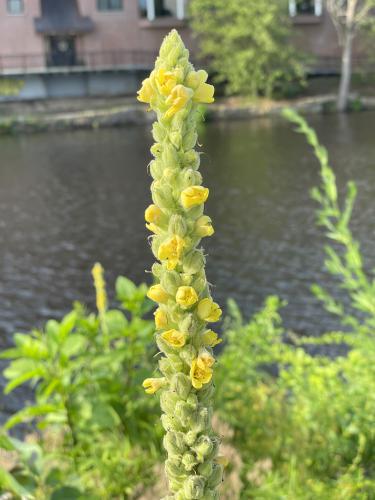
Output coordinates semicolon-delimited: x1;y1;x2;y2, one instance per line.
326;0;375;111
189;0;304;98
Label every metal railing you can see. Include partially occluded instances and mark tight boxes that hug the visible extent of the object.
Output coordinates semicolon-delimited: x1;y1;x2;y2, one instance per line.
0;50;375;76
0;49;158;75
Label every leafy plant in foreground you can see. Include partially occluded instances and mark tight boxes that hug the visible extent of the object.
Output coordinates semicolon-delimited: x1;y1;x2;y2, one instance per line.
0;267;159;498
214;112;375;498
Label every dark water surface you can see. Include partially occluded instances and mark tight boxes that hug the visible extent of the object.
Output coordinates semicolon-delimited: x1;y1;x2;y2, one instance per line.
0;113;375;347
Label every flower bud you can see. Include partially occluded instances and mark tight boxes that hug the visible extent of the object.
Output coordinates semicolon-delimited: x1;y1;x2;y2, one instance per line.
183;150;200;170
161;270;182;295
181;169;202;188
191;276;207;295
145;204;163;224
154;307;169;329
171;373;191;399
165;459;187;482
151;262;163;278
183;250;205;274
176;286;199;309
152;122;166;142
149;159;164;179
198;460;213;478
207;464;223;489
150;142;162;157
152;183;175;210
195;215;214;237
180;273;193;286
179;344;197;366
175;400;195;424
164;431;187;456
193;435;214;461
142;377;166;394
168;214;188;237
181;452;198;472
169;130;183;149
183;476;205;499
202;330;222;347
147;284;169;304
184;430;198;447
160;390;180;414
162;143;179;167
178;313;193;333
183;130;198;150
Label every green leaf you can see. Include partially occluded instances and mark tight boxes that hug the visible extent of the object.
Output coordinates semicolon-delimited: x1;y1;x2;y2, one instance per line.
4;404;61;430
116;276;137;301
4;368;45;394
3;359;42;381
58;311;77;341
61;334;87;358
105;309;128;334
51;486;85;500
0;467;33;498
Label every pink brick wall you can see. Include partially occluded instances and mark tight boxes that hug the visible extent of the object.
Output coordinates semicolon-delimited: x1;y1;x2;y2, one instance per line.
0;0;43;58
78;0;192;55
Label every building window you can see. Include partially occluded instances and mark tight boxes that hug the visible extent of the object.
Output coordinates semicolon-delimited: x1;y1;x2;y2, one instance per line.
139;0;186;21
7;0;24;14
289;0;322;16
97;0;123;11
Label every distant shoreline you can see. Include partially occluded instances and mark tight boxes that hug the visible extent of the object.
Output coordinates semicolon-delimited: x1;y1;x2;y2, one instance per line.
0;94;374;135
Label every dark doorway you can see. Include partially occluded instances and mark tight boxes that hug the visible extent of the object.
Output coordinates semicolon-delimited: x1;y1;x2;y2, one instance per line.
48;36;77;67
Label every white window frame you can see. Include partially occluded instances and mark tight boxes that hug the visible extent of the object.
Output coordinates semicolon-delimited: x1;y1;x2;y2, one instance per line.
146;0;185;21
289;0;323;17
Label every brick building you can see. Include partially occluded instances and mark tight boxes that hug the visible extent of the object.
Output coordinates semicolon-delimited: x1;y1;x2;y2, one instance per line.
0;0;364;99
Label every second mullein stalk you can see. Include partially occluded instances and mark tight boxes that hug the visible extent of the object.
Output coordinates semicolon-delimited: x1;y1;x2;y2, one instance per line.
138;31;224;499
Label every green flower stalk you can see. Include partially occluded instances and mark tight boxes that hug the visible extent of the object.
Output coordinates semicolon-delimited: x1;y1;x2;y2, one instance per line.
138;30;224;499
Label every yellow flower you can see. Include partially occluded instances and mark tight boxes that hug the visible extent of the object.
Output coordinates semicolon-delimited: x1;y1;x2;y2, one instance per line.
181;186;209;209
190;352;214;390
165;84;193;118
158;235;186;270
161;329;187;348
156;68;178;96
154;308;168;329
145;204;164;233
145;204;163;223
91;262;107;315
146;222;162;234
142;377;166;394
196;215;214;237
202;329;222;347
147;284;169;304
137;76;155;103
197;298;222;322
186;69;215;104
176;286;199;309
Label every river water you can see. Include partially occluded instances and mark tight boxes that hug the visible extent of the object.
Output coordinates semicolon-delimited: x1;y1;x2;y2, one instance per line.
1;112;375;417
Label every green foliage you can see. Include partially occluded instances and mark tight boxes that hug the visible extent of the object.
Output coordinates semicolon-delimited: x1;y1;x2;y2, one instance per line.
213;112;375;498
0;276;160;499
189;0;305;98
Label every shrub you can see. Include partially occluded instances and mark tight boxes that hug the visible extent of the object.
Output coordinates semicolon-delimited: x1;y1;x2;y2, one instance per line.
0;270;160;498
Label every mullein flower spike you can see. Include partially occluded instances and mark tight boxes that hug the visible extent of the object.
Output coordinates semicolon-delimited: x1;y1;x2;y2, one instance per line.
139;30;224;499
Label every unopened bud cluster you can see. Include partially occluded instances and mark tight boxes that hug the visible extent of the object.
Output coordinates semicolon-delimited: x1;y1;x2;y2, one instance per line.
138;30;224;499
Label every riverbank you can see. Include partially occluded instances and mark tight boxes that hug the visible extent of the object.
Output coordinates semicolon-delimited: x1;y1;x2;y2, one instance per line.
0;93;374;134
